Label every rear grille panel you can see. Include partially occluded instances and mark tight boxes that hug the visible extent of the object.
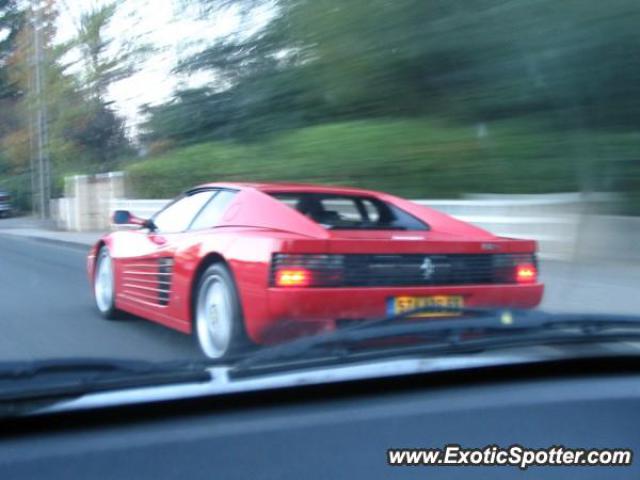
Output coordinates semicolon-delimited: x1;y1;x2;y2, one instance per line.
271;253;537;287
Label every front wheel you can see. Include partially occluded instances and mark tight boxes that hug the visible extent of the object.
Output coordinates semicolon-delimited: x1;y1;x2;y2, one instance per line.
94;247;120;319
194;263;249;359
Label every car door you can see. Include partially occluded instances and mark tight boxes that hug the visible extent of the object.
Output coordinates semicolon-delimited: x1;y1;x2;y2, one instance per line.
116;190;215;314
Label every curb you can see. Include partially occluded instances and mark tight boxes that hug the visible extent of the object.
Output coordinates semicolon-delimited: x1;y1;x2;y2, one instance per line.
30;236;93;251
0;232;93;251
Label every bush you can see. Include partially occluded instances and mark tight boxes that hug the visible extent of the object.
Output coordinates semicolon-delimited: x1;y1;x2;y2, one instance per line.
126;119;633;200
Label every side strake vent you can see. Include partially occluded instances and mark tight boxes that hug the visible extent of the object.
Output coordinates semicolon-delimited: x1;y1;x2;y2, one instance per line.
157;258;174;305
271;253;538;288
121;257;174;306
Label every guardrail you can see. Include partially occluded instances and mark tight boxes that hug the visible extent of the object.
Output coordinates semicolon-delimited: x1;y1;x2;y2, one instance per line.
412;198;585;260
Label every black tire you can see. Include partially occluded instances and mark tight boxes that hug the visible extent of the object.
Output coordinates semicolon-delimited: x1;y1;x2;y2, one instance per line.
193;263;250;359
93;247;121;320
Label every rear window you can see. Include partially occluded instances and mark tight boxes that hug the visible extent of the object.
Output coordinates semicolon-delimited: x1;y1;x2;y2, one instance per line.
270;193;429;230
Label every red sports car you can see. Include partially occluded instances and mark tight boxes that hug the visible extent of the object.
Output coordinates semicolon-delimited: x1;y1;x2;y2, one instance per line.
88;183;544;358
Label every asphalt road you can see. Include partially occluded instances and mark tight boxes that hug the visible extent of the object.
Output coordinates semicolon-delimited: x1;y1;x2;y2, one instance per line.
0;234;201;362
0;231;638;362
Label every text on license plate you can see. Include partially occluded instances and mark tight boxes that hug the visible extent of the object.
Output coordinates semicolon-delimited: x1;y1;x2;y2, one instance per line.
387;295;464;317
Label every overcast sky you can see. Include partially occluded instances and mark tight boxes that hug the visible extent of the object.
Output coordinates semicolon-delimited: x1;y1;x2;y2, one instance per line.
55;0;270;134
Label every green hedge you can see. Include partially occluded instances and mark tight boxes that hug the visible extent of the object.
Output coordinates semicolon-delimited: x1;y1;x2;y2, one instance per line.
126;119;636;202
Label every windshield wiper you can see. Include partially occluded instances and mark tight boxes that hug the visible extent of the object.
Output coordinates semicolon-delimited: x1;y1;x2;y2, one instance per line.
0;357;179;379
231;307;640;377
0;358;211;414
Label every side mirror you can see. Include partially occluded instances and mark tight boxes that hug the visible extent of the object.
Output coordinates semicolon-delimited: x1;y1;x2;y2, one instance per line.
112;210;147;227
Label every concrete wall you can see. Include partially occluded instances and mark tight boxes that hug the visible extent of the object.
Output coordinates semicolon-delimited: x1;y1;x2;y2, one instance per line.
572;215;640;263
52;172;125;231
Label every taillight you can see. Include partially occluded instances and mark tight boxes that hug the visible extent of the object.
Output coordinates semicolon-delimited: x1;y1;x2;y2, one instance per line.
271;254;344;287
516;263;537;284
275;268;312;287
493;253;538;284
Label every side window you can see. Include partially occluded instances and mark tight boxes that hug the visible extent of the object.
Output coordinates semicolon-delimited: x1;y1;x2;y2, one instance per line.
189;190;237;230
152;191;214;233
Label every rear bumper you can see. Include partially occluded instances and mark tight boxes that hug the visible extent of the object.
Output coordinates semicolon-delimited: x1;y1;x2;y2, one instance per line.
254;283;544;343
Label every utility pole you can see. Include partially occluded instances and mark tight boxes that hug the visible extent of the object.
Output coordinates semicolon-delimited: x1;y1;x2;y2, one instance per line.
31;0;50;219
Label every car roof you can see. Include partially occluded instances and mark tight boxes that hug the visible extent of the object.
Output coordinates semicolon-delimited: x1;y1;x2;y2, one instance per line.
194;182;385;197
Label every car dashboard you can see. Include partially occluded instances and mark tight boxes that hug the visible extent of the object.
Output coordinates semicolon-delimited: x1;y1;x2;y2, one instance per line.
0;356;639;479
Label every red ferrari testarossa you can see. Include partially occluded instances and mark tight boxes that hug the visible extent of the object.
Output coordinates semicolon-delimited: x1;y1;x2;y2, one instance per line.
88;183;543;358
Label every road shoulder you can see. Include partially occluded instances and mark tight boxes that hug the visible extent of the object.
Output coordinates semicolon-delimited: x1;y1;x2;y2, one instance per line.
0;217;100;248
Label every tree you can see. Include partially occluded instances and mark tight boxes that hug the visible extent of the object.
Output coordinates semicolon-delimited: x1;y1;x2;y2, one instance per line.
0;0;22;132
1;0;140;208
0;0;21;92
74;2;149;101
0;0;28;207
174;0;640;128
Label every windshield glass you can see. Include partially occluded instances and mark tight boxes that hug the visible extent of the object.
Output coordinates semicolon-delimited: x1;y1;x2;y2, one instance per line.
0;0;638;394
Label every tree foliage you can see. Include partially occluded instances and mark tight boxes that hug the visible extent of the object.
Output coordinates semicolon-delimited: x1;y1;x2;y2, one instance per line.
0;0;22;129
74;2;149;101
0;0;25;203
155;0;640;132
136;0;640;207
0;0;140;208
